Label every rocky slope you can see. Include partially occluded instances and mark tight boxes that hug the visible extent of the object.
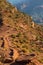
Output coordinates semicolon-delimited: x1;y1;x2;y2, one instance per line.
0;0;43;65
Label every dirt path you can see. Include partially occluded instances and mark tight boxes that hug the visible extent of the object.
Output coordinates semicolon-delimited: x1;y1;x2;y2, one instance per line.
0;25;19;61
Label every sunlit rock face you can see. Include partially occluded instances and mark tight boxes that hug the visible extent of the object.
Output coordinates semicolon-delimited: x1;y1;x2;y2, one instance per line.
7;0;43;24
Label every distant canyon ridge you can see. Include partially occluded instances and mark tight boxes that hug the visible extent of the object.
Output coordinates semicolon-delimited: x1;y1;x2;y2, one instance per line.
7;0;43;24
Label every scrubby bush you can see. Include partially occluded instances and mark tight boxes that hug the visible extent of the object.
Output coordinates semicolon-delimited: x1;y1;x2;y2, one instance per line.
0;13;3;26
